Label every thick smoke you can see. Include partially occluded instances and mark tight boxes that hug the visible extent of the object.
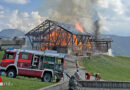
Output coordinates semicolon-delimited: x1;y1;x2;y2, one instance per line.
39;0;98;33
94;19;100;39
93;11;101;39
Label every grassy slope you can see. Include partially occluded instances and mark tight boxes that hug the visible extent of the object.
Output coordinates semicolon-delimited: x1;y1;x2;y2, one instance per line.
0;51;4;61
0;76;54;90
81;55;130;81
0;51;54;90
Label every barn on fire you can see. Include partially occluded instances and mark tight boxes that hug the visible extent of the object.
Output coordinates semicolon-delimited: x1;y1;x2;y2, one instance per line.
26;20;112;55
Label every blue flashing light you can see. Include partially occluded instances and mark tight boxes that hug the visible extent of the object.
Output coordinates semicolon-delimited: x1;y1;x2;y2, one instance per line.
7;48;14;50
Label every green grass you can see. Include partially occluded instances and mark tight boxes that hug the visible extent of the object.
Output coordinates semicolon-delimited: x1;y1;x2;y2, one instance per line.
0;51;55;90
0;50;4;60
0;76;54;90
80;55;130;81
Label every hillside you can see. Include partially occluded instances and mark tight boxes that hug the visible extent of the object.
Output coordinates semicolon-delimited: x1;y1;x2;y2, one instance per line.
81;55;130;81
102;35;130;57
0;29;25;38
111;35;130;56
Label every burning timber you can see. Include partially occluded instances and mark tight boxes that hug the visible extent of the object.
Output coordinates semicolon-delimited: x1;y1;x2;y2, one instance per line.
26;20;112;55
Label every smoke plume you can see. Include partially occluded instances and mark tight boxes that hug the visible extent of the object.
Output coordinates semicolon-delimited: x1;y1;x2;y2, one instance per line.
93;11;101;39
39;0;99;33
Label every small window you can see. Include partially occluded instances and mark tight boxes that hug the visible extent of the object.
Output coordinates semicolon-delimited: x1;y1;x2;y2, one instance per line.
3;52;15;59
21;52;29;60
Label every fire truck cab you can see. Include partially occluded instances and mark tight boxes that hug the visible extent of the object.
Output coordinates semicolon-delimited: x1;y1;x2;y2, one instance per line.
0;49;65;82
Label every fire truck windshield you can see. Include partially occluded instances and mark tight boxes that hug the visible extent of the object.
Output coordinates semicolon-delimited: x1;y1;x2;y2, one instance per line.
2;52;15;60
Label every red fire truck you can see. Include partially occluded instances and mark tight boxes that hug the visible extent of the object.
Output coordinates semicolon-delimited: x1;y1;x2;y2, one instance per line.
0;49;65;82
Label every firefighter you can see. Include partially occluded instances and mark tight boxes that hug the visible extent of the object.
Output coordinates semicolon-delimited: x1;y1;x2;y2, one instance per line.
95;73;101;80
85;72;91;80
85;72;88;80
76;60;79;70
74;70;80;80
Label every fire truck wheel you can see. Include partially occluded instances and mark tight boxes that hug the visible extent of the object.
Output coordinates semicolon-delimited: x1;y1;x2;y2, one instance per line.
42;73;52;82
6;69;16;78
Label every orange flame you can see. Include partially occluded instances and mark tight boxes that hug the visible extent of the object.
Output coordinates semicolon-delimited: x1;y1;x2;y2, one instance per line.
75;22;85;33
87;40;92;49
41;27;92;55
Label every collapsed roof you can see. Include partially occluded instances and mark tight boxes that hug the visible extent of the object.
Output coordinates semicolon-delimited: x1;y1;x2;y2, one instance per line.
26;19;92;37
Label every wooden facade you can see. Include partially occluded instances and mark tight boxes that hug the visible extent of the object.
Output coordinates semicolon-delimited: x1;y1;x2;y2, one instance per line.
26;20;112;55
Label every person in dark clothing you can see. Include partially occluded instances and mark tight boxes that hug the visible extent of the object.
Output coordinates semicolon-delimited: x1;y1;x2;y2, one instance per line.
74;70;80;80
69;75;79;90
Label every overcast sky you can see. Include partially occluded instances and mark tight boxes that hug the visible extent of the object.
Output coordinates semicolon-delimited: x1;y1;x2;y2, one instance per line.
0;0;130;36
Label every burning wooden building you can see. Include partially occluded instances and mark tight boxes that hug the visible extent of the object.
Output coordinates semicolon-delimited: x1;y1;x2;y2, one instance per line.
26;20;112;55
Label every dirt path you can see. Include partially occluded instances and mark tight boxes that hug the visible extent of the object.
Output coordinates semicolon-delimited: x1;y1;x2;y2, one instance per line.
62;55;95;81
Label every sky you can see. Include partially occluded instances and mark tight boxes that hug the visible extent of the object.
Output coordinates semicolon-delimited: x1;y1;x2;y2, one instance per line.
0;0;130;36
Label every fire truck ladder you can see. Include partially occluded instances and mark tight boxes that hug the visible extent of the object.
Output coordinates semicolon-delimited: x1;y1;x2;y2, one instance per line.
32;56;38;67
